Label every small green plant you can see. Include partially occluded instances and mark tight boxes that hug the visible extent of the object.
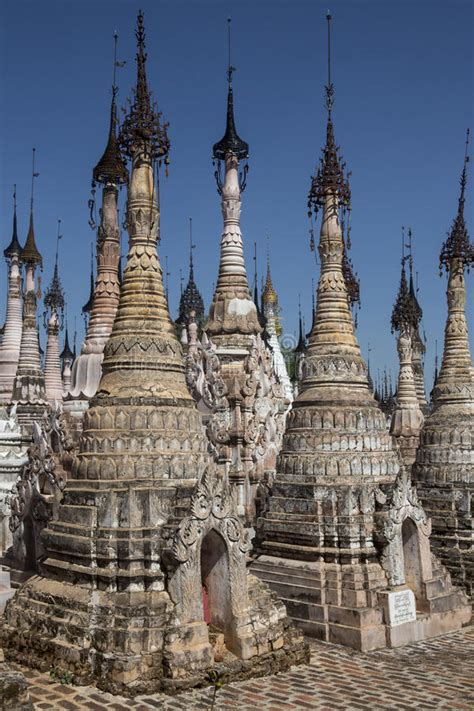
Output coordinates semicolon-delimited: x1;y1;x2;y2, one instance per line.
50;667;74;686
206;668;224;710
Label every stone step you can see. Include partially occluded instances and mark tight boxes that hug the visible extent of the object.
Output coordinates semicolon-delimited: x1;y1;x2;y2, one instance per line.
424;575;452;598
426;590;465;614
259;579;323;605
251;562;321;587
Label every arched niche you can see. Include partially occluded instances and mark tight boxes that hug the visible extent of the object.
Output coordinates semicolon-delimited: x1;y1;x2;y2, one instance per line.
201;529;232;636
402;517;423;597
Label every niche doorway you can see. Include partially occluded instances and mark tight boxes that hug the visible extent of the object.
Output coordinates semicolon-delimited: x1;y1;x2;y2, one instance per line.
402;517;423;601
201;529;234;654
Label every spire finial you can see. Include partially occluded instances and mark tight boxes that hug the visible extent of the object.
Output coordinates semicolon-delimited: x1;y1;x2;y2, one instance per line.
112;30;119;89
92;32;128;187
119;11;170;161
4;184;22;260
439;128;473;270
326;10;334;114
227;17;235;85
55;219;63;269
459;127;470;212
44;220;65;325
212;16;249;187
30;147;39;214
189;217;195;271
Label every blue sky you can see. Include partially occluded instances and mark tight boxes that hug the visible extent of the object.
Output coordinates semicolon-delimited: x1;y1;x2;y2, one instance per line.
0;0;473;390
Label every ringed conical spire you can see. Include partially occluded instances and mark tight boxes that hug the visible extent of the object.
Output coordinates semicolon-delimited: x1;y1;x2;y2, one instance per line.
93;33;128;186
20;149;42;268
212;19;249;162
4;186;23;260
178;218;205;326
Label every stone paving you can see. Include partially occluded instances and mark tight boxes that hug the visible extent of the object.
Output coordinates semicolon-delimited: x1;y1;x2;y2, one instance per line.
13;625;474;710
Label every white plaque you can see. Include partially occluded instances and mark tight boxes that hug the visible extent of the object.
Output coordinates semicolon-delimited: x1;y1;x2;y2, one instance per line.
386;589;416;626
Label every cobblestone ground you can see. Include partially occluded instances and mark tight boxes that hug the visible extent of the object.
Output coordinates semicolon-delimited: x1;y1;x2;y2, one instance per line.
14;626;474;710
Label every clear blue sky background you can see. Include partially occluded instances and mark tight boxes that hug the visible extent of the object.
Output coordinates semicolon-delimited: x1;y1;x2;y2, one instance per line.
1;0;473;391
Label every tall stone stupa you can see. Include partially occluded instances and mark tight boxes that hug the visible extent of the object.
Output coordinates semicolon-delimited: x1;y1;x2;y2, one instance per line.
1;12;306;694
252;12;470;651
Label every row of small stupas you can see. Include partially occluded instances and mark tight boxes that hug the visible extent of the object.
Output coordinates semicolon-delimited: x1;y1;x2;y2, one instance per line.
0;9;472;698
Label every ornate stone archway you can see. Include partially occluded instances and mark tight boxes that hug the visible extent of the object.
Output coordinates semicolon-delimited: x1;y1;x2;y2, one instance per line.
163;470;257;671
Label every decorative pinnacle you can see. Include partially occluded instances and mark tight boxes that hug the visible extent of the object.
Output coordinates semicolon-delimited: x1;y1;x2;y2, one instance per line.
60;319;75;362
439;128;474;271
44;220;65;319
296;296;305;352
391;232;420;333
308;13;351;214
325;11;334;114
189;217;195;275
406;227;423;325
20;148;43;267
92;32;128;186
178;218;204;325
212;17;249;163
119;10;170;161
82;243;95;315
4;184;23;260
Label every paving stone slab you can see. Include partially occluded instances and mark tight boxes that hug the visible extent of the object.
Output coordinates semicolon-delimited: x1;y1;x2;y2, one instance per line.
7;625;474;710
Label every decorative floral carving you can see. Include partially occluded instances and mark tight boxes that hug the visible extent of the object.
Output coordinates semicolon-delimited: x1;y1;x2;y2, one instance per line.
169;469;253;564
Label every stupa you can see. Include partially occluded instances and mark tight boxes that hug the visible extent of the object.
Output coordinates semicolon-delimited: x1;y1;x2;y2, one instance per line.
389;249;424;468
413;131;474;598
65;35;128;423
407;238;429;413
197;21;288;520
11;151;49;432
60;323;75;393
251;13;470;651
0;189;23;405
43;227;65;405
261;254;293;403
1;13;306;694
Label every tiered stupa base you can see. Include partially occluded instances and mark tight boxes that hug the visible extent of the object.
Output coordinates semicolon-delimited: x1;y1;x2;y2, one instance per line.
2;567;307;696
251;554;470;651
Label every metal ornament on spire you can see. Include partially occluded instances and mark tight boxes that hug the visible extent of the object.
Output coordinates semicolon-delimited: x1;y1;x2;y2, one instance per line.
439;129;474;272
21;148;43;268
307;12;358;306
178;217;205;326
391;230;420;334
4;185;23;260
92;34;128;188
119;11;170;164
212;18;249;194
308;13;351;215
